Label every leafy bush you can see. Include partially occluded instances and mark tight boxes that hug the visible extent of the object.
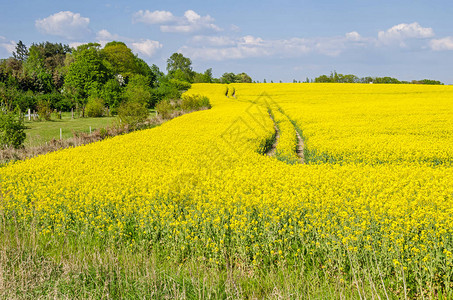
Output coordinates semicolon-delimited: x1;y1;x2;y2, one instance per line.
86;97;105;117
117;101;148;129
181;94;211;111
155;100;174;119
36;99;52;121
168;78;191;91
0;107;26;149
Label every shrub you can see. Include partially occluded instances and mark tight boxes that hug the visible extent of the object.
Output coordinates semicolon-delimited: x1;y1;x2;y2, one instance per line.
117;101;148;129
86;97;105;117
181;94;211;111
0;107;26;149
36;99;52;121
155;100;174;119
168;79;191;91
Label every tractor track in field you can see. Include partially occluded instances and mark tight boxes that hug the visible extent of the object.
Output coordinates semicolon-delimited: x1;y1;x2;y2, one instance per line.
266;113;279;157
265;108;305;164
295;128;305;164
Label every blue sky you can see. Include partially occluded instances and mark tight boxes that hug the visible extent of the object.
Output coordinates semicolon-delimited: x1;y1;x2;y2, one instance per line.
1;0;453;83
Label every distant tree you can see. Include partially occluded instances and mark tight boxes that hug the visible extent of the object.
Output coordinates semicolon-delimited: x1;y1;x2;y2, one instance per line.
13;41;29;62
263;79;267;83
314;75;331;83
220;72;235;84
167;53;193;82
235;72;252;83
412;79;443;85
202;68;213;83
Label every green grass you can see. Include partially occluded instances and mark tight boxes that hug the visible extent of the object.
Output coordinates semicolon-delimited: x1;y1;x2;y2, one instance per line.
23;111;156;147
0;224;372;299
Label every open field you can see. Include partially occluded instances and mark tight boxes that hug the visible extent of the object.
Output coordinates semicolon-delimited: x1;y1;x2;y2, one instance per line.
23;111;157;147
1;83;453;298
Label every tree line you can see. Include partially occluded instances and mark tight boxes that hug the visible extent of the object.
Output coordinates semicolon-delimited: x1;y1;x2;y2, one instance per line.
0;41;254;115
311;71;443;85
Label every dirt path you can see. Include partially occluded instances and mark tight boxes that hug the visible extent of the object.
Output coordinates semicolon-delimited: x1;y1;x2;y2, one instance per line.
266;113;279;157
295;129;305;164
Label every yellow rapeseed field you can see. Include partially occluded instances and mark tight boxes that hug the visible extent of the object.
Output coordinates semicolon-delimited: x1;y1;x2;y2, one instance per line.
1;83;453;295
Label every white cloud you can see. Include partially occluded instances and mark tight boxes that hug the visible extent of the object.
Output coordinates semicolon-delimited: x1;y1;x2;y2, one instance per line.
377;22;434;46
430;37;453;51
131;39;163;57
134;9;221;33
192;35;236;47
180;35;314;60
0;38;16;54
68;42;85;49
345;31;362;41
133;10;175;24
35;11;91;40
95;29;125;47
180;32;370;61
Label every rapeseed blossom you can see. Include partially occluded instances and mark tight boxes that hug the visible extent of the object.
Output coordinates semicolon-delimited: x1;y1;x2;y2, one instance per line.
1;83;453;292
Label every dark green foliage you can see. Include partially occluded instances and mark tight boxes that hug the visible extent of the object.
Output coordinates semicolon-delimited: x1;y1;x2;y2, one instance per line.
13;41;29;62
412;79;444;85
313;71;444;85
0;107;26;148
220;72;253;83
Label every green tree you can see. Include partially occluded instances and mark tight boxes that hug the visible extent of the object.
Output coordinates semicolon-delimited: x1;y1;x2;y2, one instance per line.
0;106;26;149
220;72;235;84
124;74;152;107
23;45;53;93
101;78;123;111
193;68;213;83
102;41;139;80
12;41;29;62
167;53;194;82
235;72;252;83
64;43;110;111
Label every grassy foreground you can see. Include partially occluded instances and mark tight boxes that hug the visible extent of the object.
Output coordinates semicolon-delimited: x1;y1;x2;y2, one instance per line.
1;226;367;299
